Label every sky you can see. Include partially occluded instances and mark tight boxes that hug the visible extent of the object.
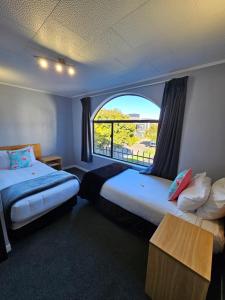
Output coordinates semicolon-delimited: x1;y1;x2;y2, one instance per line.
103;95;160;119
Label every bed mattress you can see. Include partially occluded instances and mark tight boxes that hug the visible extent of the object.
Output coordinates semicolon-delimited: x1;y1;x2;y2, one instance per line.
100;169;224;253
0;161;79;228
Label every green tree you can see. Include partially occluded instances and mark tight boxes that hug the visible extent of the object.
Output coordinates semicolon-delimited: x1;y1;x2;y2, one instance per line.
144;123;158;142
94;109;139;148
95;108;129;121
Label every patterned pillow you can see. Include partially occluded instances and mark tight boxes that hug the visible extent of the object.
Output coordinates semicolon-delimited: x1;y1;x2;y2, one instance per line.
168;169;192;201
7;149;32;169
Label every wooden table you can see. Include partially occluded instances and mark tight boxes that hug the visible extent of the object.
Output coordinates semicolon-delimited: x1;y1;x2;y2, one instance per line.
39;156;62;170
145;214;213;300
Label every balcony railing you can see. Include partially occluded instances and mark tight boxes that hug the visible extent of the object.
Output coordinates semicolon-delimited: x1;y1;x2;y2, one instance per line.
93;119;158;167
94;146;155;166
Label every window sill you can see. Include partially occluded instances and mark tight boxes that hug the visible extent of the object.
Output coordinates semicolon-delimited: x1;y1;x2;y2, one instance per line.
92;153;148;171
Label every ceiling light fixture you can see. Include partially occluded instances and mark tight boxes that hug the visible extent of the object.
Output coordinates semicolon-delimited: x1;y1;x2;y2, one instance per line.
55;62;63;73
38;58;48;69
68;66;75;76
34;56;75;76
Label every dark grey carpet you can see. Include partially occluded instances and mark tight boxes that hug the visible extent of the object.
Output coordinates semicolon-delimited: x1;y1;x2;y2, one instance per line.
0;198;222;300
0;165;222;299
0;198;150;300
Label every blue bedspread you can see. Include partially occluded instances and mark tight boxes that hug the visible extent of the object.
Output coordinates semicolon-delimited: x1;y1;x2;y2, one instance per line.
1;171;79;227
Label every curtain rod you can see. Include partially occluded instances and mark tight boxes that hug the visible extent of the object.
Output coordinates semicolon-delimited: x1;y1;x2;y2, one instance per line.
76;79;167;99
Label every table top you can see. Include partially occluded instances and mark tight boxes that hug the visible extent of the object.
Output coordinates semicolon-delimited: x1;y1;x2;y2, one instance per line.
150;214;213;281
40;155;61;162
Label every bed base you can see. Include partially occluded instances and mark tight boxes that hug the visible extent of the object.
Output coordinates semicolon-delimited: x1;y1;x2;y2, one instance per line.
94;196;225;259
94;196;157;241
9;196;77;239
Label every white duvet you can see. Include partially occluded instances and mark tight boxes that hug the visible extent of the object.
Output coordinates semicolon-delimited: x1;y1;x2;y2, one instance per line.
0;161;79;228
101;169;224;253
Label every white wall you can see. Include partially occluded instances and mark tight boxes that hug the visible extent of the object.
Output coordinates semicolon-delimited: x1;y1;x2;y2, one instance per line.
72;63;225;181
0;85;75;167
179;64;225;180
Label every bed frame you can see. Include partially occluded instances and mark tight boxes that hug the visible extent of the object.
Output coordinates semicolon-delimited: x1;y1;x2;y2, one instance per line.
0;143;42;159
94;195;157;240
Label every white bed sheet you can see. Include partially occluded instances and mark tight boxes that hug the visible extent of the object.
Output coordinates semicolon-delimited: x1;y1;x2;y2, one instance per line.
101;169;225;253
0;161;79;227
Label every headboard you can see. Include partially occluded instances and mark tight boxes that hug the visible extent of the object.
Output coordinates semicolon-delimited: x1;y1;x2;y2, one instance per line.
0;143;42;159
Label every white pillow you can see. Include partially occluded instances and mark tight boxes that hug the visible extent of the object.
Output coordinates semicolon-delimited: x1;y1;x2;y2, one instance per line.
197;178;225;220
27;146;36;162
0;150;10;169
177;172;211;212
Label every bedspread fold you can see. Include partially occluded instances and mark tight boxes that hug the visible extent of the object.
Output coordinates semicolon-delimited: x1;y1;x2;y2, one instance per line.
79;163;129;202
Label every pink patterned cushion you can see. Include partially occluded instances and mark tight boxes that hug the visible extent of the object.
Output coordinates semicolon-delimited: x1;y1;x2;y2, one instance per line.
168;169;192;201
8;148;32;169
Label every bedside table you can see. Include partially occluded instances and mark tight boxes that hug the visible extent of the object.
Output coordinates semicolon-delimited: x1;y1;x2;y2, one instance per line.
39;156;62;170
145;214;213;300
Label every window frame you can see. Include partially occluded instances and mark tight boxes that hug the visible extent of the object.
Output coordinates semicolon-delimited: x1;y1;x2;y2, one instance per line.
92;118;159;166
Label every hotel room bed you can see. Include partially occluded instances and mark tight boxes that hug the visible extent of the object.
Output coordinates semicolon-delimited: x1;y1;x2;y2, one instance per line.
0;160;79;230
99;168;225;253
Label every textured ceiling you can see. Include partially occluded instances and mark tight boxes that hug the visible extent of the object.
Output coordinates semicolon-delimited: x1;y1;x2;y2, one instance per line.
0;0;225;97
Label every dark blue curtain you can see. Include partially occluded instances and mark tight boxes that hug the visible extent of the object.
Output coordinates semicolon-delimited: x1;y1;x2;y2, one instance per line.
81;97;93;162
143;76;188;180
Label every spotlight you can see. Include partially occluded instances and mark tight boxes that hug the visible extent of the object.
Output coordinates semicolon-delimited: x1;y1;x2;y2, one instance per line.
55;63;63;73
68;66;75;76
38;58;48;69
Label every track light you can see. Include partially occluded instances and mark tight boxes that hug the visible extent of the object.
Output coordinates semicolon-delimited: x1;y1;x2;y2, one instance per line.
68;66;75;76
55;62;63;73
34;56;75;76
38;58;48;69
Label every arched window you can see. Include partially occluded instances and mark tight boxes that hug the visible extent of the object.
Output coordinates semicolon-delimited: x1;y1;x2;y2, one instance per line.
93;95;160;166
